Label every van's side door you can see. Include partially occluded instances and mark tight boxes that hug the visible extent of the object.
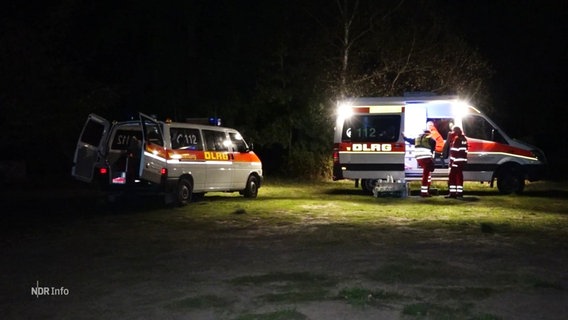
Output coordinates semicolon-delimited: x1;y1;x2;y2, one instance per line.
139;113;167;184
169;126;207;191
461;114;510;182
228;131;251;189
202;129;233;190
72;114;110;182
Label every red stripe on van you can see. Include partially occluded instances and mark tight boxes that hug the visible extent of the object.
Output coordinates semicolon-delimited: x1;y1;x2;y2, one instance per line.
353;107;370;113
467;139;534;158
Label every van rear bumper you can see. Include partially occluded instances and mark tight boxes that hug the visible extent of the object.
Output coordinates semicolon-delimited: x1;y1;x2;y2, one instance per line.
334;163;405;181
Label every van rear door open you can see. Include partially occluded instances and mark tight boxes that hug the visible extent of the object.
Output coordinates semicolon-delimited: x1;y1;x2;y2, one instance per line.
72;114;110;182
139;113;167;184
403;100;456;177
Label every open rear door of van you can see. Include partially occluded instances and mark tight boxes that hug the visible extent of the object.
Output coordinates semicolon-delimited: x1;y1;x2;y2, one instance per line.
72;114;110;182
139;113;167;184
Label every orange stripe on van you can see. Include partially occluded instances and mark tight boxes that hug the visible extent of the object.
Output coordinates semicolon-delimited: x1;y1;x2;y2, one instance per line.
145;143;168;159
166;150;261;162
233;152;262;162
166;150;205;161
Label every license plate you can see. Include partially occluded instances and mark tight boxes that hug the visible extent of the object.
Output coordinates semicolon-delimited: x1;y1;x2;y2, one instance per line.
112;172;126;184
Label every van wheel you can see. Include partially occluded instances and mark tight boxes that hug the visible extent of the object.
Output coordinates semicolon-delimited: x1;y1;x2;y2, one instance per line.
243;175;259;198
361;179;377;195
497;167;525;195
175;178;193;206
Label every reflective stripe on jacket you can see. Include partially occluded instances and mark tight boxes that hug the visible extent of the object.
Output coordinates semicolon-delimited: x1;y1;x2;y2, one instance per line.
414;134;434;160
450;136;468;163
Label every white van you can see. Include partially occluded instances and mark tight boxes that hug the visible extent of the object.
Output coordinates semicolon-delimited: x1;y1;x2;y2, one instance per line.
332;95;547;194
72;112;263;205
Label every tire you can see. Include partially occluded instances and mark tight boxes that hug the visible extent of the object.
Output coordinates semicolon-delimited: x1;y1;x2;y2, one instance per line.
174;177;193;206
497;167;525;195
361;179;377;195
243;175;259;198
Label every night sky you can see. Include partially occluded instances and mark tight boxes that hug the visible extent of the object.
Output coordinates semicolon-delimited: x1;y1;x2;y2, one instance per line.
0;0;566;176
445;1;566;142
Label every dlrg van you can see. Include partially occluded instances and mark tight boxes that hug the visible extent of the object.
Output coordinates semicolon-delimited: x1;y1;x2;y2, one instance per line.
72;112;263;205
332;95;547;194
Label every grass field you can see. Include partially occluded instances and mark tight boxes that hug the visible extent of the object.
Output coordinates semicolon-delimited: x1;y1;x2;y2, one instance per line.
1;179;568;319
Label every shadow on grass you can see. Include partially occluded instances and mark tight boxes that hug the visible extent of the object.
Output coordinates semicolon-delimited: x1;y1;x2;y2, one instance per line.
324;188;369;196
521;189;568;199
0;181;170;226
325;185;568;200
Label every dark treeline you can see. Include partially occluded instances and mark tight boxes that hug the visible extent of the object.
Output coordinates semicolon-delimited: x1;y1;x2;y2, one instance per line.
0;0;564;181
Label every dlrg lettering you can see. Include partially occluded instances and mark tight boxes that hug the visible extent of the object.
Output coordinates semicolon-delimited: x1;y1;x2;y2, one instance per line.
204;151;229;160
350;143;392;152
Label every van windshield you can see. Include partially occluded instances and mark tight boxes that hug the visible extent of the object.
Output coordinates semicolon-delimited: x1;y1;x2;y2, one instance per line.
342;115;401;143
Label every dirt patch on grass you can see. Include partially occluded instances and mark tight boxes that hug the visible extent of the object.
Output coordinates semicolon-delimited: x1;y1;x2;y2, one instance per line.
1;187;568;320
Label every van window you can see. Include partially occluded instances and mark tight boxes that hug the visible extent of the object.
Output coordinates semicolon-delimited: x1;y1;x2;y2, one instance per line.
462;115;507;144
171;128;203;150
145;124;164;147
203;130;229;152
111;129;143;150
342;115;401;143
229;132;248;153
81;120;106;146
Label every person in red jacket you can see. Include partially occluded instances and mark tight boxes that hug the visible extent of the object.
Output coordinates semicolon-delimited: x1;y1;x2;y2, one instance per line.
442;122;456;165
446;126;468;198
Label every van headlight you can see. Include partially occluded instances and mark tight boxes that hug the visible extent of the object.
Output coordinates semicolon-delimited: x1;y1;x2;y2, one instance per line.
531;149;547;164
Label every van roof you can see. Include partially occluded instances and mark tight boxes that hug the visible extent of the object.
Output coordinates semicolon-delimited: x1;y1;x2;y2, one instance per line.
164;121;236;131
338;95;463;105
114;119;237;131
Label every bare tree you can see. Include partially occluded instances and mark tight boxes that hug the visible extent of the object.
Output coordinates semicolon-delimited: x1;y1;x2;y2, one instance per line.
316;0;491;108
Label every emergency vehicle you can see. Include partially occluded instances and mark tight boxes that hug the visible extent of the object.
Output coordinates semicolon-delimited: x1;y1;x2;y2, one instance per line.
332;95;547;194
72;113;263;206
